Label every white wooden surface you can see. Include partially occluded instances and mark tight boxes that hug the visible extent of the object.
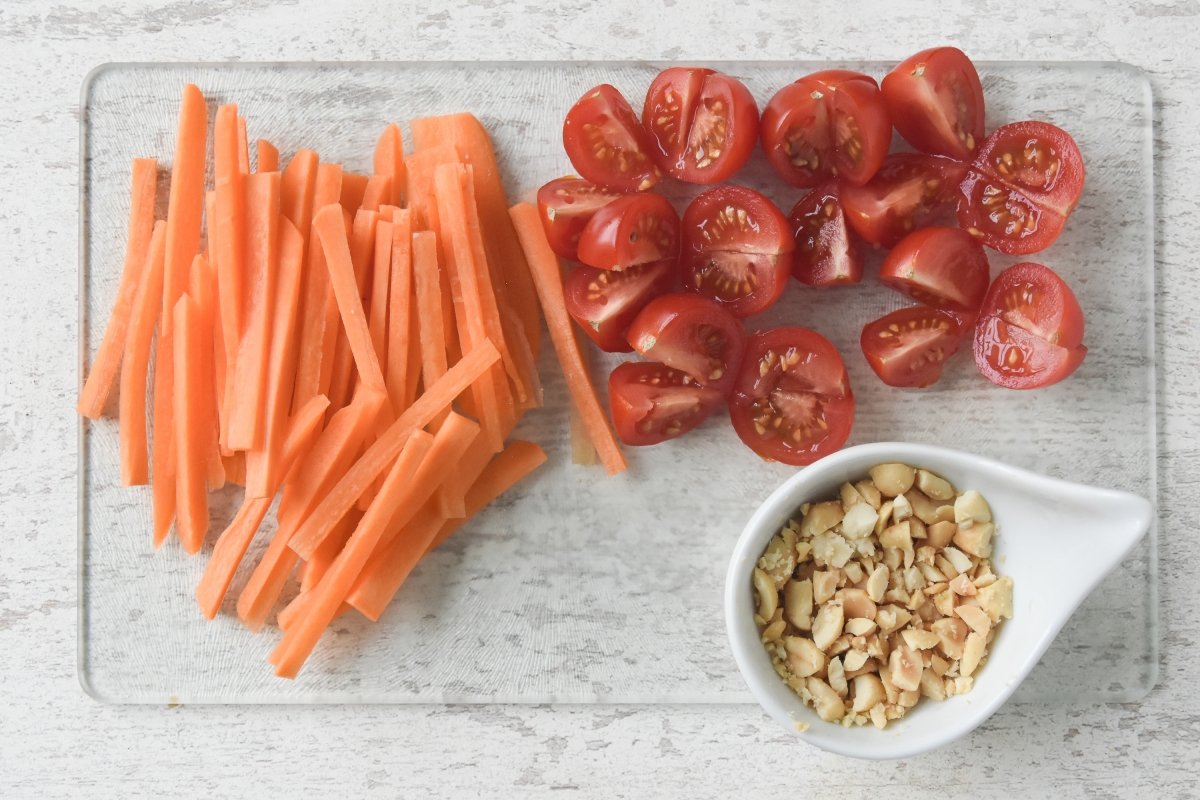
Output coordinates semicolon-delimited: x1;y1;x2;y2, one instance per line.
1;0;1197;796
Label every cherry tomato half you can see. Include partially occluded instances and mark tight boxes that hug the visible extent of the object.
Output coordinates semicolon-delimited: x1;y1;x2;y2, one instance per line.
788;183;862;287
679;185;794;317
564;259;676;353
878;227;990;313
760;70;891;188
860;306;966;388
563;84;662;193
608;362;724;446
626;292;746;396
971;120;1085;216
839;154;966;248
957;168;1068;255
642;67;759;184
576;191;680;271
730;326;855;466
973;315;1087;390
881;47;986;161
536;177;624;260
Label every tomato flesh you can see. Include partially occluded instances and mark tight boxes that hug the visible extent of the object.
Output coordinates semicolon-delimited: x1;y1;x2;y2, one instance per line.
576;192;680;271
626;292;745;396
680;185;794;317
730;327;854;465
563;84;662;193
957;168;1067;255
536;177;624;260
642;67;759;184
861;306;966;388
788;183;862;286
879;226;990;312
973;315;1087;390
761;70;891;188
840;154;966;247
881;47;986;161
608;362;724;446
971;120;1085;216
564;259;676;353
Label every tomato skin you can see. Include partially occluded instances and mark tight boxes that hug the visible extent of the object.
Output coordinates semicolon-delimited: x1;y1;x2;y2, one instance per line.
788;183;862;287
576;192;680;271
761;71;891;188
973;314;1087;390
626;292;746;396
860;306;966;388
730;326;855;466
977;262;1084;349
840;154;966;247
563;84;662;193
881;47;985;161
957;168;1067;255
879;227;990;312
608;362;724;446
642;68;759;184
536;177;624;260
564;259;676;353
679;185;794;317
971;121;1085;216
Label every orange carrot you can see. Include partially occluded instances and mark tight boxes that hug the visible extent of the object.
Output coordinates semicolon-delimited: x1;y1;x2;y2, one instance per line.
501;302;543;411
205;188;231;452
257;138;279;172
340;172;369;213
280;148;318;247
510;202;627;475
385;212;413;413
79;157;158;419
172;294;209;554
235;526;298;633
213;105;245;447
404;283;423;409
291;164;343;414
299;508;360;593
373;123;405;207
151;324;176;547
188;254;224;490
360;175;391;212
117;221;167;485
223;451;246;487
411;230;447;405
236;115;249;174
327;209;383;413
286;340;499;560
162;84;208;336
402;144;455;232
368;219;392;370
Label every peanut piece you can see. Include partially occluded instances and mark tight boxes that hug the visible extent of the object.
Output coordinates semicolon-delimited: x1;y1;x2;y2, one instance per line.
851;673;886;712
840;482;865;511
800;501;844;538
812;569;839;604
835;588;877;620
855;480;883;509
827;656;848;696
954;521;994;559
916;469;955;501
926;520;957;549
806;677;845;722
784;636;825;678
869;463;916;497
954;490;992;528
753;568;778;620
812;600;845;651
841;502;879;540
932;617;969;659
843;648;869;672
960;632;986;677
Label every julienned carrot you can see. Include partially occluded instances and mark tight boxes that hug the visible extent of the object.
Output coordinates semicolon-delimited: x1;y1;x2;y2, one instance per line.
223;451;246;487
206;189;231;453
151;325;176;547
280;148;318;246
188;255;224;490
299;508;359;593
385;212;412;414
361;175;391;212
340;172;369;213
510;202;627;475
501;302;543;411
272;429;435;677
117;221;168;485
78;157;158;419
162;84;207;337
213;105;245;444
237;116;250;174
373;123;405;207
402;144;455;233
291;165;342;414
404;293;423;409
257;138;279;173
286;340;499;560
172;294;209;554
195;394;329;619
327;209;383;414
368;219;392;369
411;230;447;412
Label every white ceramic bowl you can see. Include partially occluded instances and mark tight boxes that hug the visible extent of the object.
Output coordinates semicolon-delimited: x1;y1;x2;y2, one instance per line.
724;442;1153;760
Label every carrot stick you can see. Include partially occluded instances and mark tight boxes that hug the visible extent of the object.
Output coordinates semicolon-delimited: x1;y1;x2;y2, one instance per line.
360;175;391;212
235;526;298;633
188;255;224;490
117;221;168;485
213;105;245;447
79;157;158;419
195;394;329;619
286;340;499;560
385;212;413;413
280;148;318;248
226;172;281;451
411;230;447;406
291;164;343;414
172;294;209;554
327;209;383;414
510;202;627;475
403;144;455;232
404;287;422;409
299;508;359;592
223;451;246;487
257;138;279;173
151;325;176;547
368;219;392;369
373;123;405;207
502;302;543;411
271;429;435;677
236;116;250;174
162;84;207;336
340;172;369;213
205;188;231;453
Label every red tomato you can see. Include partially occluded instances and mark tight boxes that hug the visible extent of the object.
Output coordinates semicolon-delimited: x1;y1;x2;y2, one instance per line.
879;227;990;312
536;177;624;260
839;154;966;247
679;185;794;317
760;70;891;188
881;47;986;161
971;120;1085;216
642;67;759;184
576;192;680;271
787;183;862;287
563;259;676;353
973;315;1087;390
608;362;724;446
563;84;662;193
860;306;966;388
626;292;746;396
730;326;855;466
957;169;1067;255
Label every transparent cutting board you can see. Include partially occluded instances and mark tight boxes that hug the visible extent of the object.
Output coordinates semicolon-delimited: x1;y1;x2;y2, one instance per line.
79;62;1156;703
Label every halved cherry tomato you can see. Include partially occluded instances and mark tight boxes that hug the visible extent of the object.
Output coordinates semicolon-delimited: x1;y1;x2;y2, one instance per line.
760;70;891;188
787;183;862;287
839;154;966;247
536;177;624;260
879;227;990;312
608;362;724;446
973;262;1087;389
563;259;676;353
626;292;745;396
642;67;760;184
563;84;662;193
679;185;794;317
881;47;986;161
971;120;1085;216
957;169;1067;255
576;192;680;271
730;326;855;466
860;306;966;388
